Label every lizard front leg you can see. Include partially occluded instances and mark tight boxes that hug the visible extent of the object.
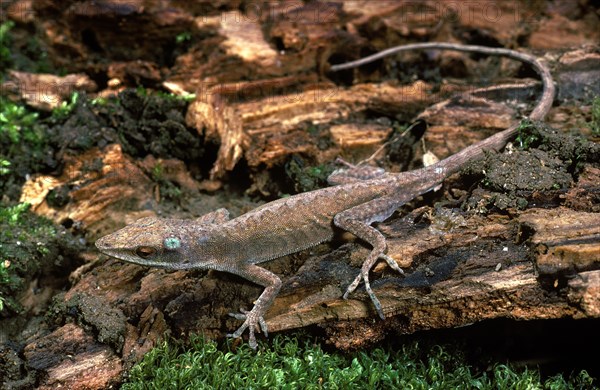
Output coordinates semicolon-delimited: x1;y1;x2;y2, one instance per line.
227;264;282;349
333;196;406;319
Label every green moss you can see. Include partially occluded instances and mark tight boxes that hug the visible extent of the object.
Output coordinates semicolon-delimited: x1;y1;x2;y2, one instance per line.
589;96;600;136
0;97;41;144
0;259;14;311
150;161;183;202
0;20;15;75
0;203;49;313
0;20;54;77
151;161;164;181
51;92;79;120
515;119;539;150
0;96;50;199
0;203;82;315
0;23;51;199
135;86;195;102
0;159;10;176
121;335;594;389
285;157;335;193
159;181;183;201
175;32;192;44
90;96;109;106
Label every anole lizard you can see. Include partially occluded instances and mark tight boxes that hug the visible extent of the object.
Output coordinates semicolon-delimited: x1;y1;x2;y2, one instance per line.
96;43;555;349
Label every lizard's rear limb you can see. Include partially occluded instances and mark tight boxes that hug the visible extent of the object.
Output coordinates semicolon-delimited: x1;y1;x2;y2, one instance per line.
333;196;407;319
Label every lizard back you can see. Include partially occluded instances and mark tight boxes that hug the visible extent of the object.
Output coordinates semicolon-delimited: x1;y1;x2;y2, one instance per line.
219;180;392;264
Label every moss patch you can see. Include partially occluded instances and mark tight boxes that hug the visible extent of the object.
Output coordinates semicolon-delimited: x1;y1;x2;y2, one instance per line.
0;203;83;317
121;334;595;389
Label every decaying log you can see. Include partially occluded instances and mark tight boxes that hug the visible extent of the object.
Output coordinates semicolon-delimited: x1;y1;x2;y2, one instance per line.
19;144;156;236
266;206;600;349
3;1;600;388
2;70;97;110
23;323;122;390
15;77;599;388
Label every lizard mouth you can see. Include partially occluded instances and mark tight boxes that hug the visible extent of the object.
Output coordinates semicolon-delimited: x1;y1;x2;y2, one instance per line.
95;235;124;255
95;236;173;268
95;235;133;261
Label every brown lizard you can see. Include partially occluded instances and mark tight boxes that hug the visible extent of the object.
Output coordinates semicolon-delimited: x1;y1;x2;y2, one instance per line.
95;42;555;349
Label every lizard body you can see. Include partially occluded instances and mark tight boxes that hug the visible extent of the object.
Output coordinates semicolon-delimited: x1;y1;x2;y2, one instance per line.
96;43;555;349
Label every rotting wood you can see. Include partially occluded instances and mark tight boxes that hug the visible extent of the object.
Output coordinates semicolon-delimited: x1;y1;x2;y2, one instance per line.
262;207;598;349
3;1;600;388
2;70;97;111
518;208;600;276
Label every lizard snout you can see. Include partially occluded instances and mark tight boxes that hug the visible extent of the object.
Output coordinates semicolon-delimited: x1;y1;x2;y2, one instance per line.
95;235;113;250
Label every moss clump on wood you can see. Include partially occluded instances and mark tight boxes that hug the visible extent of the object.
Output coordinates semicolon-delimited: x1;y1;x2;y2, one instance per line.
0;203;82;316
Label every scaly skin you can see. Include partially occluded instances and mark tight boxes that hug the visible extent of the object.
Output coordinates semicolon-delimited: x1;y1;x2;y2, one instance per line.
96;42;555;349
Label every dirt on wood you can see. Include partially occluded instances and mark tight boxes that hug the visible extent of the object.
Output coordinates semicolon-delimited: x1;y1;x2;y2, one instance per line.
1;0;599;388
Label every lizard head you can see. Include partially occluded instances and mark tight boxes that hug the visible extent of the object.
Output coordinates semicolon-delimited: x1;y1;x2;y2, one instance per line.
95;216;202;270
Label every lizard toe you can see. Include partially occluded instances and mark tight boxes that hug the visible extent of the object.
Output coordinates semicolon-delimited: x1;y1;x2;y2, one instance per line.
248;326;257;349
229;307;253;320
228;310;248;321
343;273;363;299
258;316;269;337
378;253;404;275
228;308;267;349
228;321;248;339
362;274;385;320
344;269;385;319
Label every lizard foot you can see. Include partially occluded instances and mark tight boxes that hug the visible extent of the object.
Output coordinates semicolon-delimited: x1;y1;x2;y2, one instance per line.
343;253;404;297
378;253;404;275
227;308;268;349
342;253;404;320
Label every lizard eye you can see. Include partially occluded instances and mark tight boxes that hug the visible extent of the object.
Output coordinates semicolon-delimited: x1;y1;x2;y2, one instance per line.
135;246;156;258
164;236;181;250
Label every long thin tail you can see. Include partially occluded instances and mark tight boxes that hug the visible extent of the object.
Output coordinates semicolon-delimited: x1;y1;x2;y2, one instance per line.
330;42;556;175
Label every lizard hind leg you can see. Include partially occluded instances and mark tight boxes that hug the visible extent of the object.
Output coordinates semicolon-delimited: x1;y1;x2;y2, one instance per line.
342;252;405;318
333;197;406;319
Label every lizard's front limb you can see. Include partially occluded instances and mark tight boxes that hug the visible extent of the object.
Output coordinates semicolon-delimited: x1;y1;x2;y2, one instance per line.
333;196;406;319
226;264;282;349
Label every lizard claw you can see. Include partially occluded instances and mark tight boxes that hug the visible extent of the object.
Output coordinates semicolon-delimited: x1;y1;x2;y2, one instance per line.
343;273;362;299
343;253;404;297
344;271;385;319
227;308;268;349
343;253;404;320
378;253;404;275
